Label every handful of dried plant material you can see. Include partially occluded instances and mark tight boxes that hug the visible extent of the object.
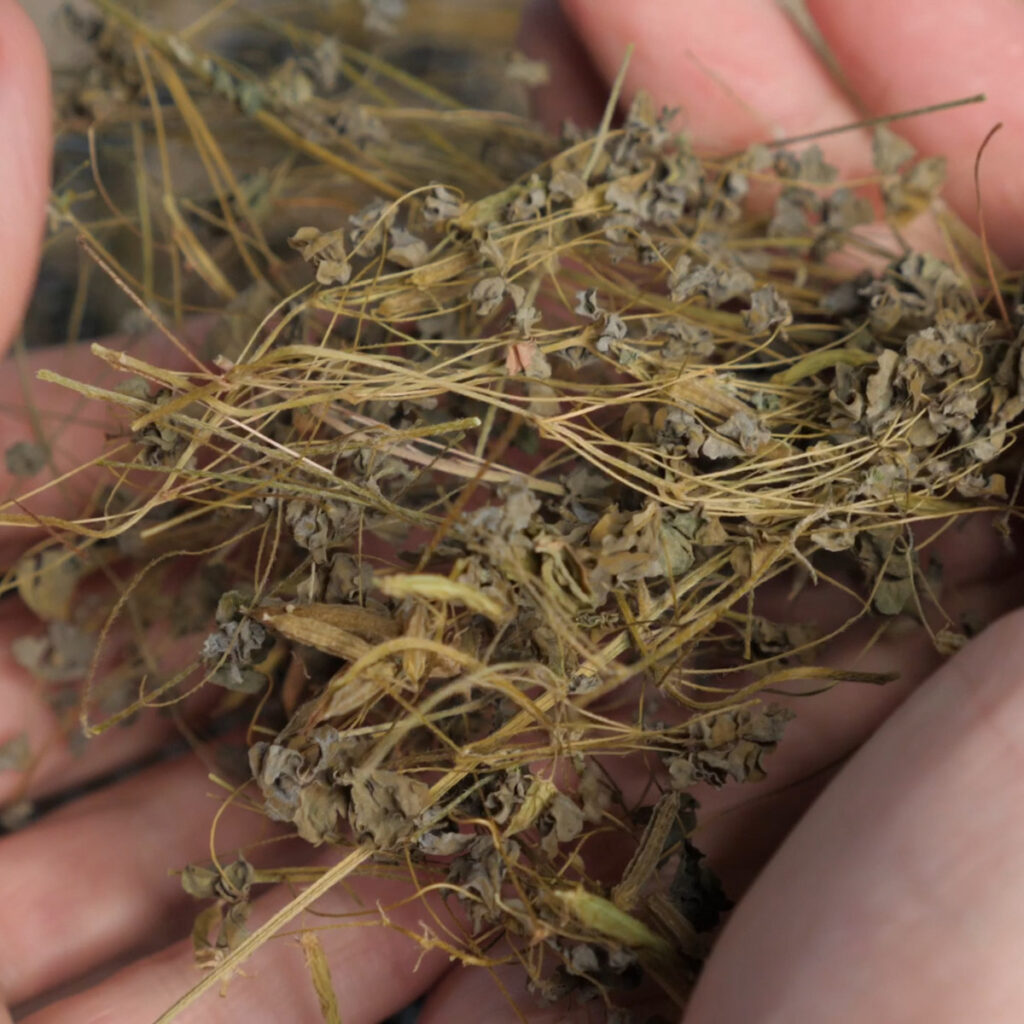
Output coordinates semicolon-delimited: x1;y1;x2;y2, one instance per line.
4;1;1023;1019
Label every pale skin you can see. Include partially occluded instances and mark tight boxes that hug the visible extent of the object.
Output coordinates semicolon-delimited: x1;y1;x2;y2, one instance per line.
2;0;1024;1020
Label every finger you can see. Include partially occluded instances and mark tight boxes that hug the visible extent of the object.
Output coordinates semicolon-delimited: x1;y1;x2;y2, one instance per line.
0;597;214;807
0;328;218;807
22;865;449;1024
0;0;50;358
689;562;1023;894
0;752;272;1009
420;561;1016;1022
519;0;607;131
559;0;869;169
0;323;204;567
419;960;610;1024
685;605;1024;1022
806;0;1024;262
916;512;1020;591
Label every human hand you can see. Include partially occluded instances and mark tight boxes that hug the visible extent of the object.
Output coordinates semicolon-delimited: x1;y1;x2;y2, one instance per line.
3;2;1024;1022
0;6;325;1021
554;4;1024;1023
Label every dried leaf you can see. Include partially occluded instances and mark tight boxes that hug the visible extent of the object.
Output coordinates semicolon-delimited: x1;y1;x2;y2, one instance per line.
775;144;838;183
768;186;819;237
743;286;792;334
669;256;755;307
469;276;508;316
248;730;358;845
574;288;603;321
883;155;947;222
5;440;47;477
191;903;226;964
873;125;916;174
192;900;251;966
700;433;743;461
540;794;584;857
669;839;731;932
718;410;770;454
550;170;585;201
16;548;87;622
344;767;430;849
387;227;429;269
423;185;464;224
504;776;557;836
181;857;253;902
578;759;614;824
824;188;873;232
419;828;475;856
0;733;31;773
11;621;94;683
667;705;795;787
874;576;915;616
864;348;899;422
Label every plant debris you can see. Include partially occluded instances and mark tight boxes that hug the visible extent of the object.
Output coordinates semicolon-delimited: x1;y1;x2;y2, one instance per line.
4;1;1022;1021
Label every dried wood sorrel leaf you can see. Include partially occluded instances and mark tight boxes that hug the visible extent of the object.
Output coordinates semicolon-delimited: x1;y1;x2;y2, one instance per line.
873;124;917;174
26;10;1019;1017
15;547;87;622
4;440;47;477
666;705;795;788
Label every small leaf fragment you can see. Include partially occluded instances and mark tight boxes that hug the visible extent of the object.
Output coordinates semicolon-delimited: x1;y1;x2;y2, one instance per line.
0;733;31;773
16;547;87;622
5;440;47;477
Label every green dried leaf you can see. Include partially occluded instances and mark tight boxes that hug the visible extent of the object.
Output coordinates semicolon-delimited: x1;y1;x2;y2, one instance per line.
289;226;351;286
669;839;731;933
343;767;430;850
667;705;795;788
743;286;792;334
5;440;47;477
873;125;916;174
182;857;253;902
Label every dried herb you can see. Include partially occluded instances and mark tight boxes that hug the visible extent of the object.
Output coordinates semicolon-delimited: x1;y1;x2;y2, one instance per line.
4;440;47;477
0;733;31;774
8;4;1022;1021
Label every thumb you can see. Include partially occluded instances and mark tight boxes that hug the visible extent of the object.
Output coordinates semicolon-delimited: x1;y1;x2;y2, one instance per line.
0;0;50;356
685;607;1024;1023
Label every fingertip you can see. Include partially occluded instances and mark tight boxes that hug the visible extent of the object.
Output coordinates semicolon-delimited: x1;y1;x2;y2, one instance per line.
519;0;606;131
687;606;1024;1022
806;0;1024;262
559;0;864;166
0;0;51;355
